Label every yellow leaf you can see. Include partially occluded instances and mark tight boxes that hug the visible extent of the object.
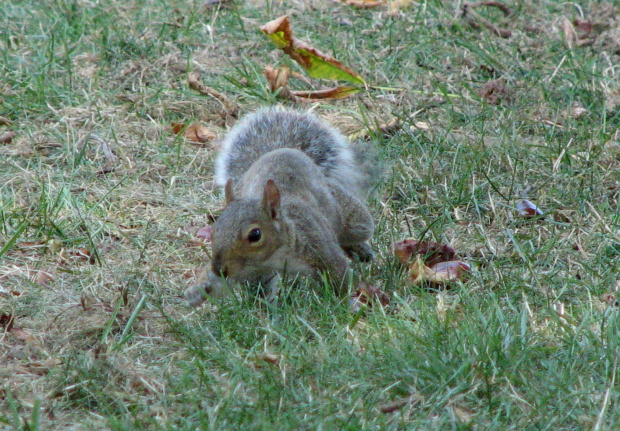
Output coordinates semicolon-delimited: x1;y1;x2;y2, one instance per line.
261;15;365;85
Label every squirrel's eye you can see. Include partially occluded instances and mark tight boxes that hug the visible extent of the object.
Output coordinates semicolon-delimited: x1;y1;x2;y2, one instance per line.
247;228;262;243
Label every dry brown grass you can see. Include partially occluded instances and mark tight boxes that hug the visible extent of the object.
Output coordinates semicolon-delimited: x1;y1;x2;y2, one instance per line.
1;0;619;428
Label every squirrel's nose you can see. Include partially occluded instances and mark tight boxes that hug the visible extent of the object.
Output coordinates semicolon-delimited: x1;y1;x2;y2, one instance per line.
212;254;228;278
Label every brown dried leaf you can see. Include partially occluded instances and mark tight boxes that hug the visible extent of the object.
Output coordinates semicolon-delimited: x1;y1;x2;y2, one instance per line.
339;0;383;8
479;79;513;105
170;122;185;134
0;116;12;126
264;65;291;95
516;199;544;218
196;226;212;242
425;261;471;284
184;123;216;144
393;239;456;267
349;283;390;313
0;131;16;144
34;271;55;286
0;312;15;331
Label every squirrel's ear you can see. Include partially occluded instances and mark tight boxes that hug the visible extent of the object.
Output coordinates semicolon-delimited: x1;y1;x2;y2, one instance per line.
224;179;235;205
262;179;281;220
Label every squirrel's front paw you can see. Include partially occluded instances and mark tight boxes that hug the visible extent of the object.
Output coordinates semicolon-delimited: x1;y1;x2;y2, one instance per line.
344;242;375;263
184;284;209;308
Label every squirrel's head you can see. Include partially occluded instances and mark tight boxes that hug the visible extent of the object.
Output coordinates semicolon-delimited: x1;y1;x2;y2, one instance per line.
210;179;284;281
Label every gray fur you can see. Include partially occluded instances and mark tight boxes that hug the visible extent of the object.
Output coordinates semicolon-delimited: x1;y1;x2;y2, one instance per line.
215;107;363;195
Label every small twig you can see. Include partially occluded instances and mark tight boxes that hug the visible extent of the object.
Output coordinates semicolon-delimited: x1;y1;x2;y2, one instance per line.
379;394;423;413
188;72;239;117
467;1;511;16
461;2;512;38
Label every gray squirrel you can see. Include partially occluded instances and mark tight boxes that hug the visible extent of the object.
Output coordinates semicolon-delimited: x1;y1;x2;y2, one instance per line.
184;107;375;307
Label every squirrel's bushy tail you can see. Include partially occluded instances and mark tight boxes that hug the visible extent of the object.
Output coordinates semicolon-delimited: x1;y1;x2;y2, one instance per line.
215;107;365;195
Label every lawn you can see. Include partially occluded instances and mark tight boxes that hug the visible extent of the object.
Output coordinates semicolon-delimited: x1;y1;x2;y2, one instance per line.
1;0;619;429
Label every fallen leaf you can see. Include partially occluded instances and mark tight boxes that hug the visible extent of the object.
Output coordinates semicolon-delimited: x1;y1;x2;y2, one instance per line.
408;257;470;285
349;283;390;313
516;199;544;218
393;239;456;267
0;116;12;126
0;131;16;144
290;86;362;101
196;226;212;241
0;312;15;331
425;261;471;284
264;65;361;102
170;122;185;134
338;0;383;8
479;79;513;105
264;65;291;94
183;123;216;144
34;271;54;286
261;15;365;85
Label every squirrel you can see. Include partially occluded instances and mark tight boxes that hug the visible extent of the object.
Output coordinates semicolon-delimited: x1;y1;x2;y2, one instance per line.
184;106;375;307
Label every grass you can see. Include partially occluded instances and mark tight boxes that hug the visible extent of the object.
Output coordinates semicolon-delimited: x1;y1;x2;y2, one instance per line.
1;0;619;429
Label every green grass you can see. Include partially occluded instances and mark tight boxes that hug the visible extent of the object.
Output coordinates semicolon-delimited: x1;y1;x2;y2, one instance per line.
1;0;619;429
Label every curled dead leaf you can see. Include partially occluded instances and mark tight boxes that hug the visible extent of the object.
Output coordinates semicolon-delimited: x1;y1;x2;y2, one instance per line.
261;15;365;85
264;65;292;97
196;226;212;242
424;261;471;284
349;283;390;313
0;131;16;144
183;123;216;144
392;239;456;267
264;65;361;102
516;199;544;218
